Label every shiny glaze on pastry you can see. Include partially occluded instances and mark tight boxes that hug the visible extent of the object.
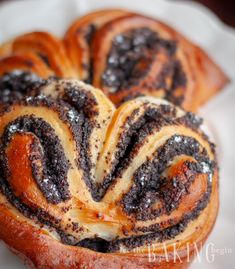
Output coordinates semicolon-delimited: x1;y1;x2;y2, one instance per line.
0;9;229;111
65;10;229;110
0;79;219;268
0;31;77;79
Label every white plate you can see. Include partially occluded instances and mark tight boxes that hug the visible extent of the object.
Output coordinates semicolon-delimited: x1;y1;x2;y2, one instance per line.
0;0;235;268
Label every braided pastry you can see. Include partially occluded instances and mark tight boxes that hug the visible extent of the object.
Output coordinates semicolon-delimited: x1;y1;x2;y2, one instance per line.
0;79;218;268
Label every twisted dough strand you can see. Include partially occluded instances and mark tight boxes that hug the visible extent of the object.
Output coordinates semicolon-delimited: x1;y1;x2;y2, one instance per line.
0;9;228;112
0;80;218;256
0;31;77;79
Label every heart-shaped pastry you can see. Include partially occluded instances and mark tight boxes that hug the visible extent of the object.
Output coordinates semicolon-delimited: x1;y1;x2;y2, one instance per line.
0;79;218;268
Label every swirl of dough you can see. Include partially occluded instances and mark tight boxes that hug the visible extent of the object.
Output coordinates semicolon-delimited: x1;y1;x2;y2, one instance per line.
0;80;218;258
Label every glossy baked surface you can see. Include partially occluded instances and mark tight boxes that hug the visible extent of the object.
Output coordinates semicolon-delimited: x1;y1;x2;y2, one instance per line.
0;0;234;268
0;79;218;268
0;9;228;111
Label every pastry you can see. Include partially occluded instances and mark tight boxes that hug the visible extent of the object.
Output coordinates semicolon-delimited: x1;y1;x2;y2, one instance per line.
64;9;130;82
0;31;76;104
0;70;44;104
0;53;53;79
0;79;219;268
0;9;229;111
0;31;77;79
65;10;229;110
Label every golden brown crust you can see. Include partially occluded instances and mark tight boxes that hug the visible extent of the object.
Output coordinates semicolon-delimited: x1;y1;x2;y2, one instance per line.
0;79;219;268
90;13;228;111
0;9;229;111
186;45;229;109
0;185;218;269
0;31;77;79
64;9;130;81
0;53;53;78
